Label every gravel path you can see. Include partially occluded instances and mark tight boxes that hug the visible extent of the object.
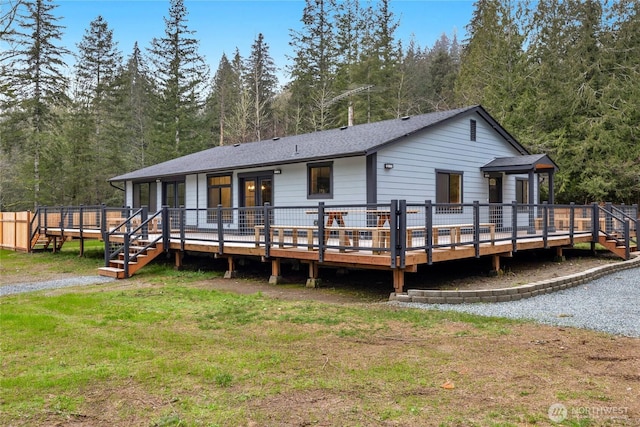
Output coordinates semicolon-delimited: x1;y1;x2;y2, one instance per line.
392;267;640;337
0;276;115;296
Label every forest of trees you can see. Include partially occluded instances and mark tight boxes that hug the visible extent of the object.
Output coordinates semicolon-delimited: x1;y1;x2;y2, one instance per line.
1;0;638;210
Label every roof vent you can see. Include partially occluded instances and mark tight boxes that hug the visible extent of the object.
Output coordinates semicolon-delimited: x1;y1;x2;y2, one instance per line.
401;116;411;121
273;137;280;140
233;143;240;147
340;125;348;130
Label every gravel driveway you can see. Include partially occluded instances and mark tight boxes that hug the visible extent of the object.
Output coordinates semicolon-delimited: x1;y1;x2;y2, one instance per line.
0;276;115;296
392;266;640;337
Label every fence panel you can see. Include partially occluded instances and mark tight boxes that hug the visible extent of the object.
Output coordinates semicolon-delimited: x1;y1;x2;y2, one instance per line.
0;211;32;251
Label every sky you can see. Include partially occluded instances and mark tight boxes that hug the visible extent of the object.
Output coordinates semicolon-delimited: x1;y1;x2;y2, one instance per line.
54;0;476;85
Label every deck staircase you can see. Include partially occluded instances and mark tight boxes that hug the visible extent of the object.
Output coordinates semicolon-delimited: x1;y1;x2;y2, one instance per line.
30;233;68;252
98;241;164;279
598;234;638;259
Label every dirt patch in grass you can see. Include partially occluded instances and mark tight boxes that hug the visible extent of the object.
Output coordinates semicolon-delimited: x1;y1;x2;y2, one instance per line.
28;321;640;427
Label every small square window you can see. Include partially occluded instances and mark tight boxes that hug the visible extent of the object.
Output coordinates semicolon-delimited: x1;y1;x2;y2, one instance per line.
436;171;463;213
308;162;333;198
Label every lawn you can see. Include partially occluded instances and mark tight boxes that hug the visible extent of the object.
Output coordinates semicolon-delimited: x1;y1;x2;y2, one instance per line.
0;247;638;426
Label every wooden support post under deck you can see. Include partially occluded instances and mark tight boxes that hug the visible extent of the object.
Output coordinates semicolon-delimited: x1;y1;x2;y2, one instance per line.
555;246;566;262
269;258;282;284
491;254;501;274
78;238;85;257
306;261;321;288
393;268;405;294
174;251;184;270
224;256;237;279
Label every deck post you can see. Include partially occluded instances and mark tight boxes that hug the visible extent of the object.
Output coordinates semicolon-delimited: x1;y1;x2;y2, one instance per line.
100;204;106;238
555;247;565;262
392;268;405;294
528;170;536;234
175;251;183;269
318;202;325;263
398;200;406;268
592;202;600;243
491;254;501;274
425;200;433;265
306;262;321;288
264;203;271;259
78;205;84;257
511;201;518;252
179;205;185;252
569;202;575;245
216;204;224;255
161;205;170;252
224;256;237;278
473;201;480;258
624;220;631;260
268;258;282;284
389;200;398;268
542;202;549;248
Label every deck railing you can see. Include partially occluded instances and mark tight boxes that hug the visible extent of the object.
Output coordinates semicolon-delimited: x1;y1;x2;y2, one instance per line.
29;201;638;263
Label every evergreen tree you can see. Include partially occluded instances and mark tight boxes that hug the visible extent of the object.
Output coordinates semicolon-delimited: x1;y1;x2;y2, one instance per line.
0;0;69;208
455;0;529;124
71;15;123;204
244;33;278;141
147;0;209;162
289;0;338;131
354;0;401;122
207;53;236;146
112;42;156;170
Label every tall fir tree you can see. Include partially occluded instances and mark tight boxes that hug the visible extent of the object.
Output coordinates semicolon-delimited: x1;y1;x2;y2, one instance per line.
71;15;123;204
244;33;278;141
147;0;210;162
289;0;338;131
0;0;69;208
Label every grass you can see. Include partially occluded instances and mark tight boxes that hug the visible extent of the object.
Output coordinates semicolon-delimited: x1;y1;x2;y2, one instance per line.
1;248;637;426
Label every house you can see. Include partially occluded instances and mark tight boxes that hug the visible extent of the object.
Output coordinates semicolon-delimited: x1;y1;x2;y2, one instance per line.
109;105;558;226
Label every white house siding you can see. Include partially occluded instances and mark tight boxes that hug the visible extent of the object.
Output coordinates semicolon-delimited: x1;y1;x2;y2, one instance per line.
273;156;366;206
376;113;524;206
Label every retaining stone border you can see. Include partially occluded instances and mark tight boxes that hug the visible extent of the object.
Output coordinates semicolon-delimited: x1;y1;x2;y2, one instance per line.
390;253;640;304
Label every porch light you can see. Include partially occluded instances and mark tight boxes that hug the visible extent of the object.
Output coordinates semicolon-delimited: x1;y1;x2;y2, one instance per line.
384;163;394;170
483;172;491;178
274;169;282;174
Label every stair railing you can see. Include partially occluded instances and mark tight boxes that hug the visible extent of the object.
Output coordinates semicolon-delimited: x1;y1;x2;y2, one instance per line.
596;204;638;259
29;208;41;252
104;207;164;278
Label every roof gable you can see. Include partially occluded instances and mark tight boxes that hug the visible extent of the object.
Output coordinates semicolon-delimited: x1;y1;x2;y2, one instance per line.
111;105;529;181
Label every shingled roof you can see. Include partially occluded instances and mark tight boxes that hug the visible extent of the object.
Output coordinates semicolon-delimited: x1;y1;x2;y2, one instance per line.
110;105;528;182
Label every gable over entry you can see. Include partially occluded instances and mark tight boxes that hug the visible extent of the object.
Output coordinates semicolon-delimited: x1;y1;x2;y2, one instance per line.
481;154;558;205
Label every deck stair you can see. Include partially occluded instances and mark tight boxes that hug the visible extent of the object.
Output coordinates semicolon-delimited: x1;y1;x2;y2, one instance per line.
98;242;164;279
598;234;637;260
30;233;67;252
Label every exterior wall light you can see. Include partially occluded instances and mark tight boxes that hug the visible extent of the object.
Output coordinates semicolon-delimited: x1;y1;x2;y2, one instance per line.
274;169;282;174
384;163;394;170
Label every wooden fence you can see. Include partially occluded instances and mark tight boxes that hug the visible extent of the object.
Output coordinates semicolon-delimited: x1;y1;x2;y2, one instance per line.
0;211;32;252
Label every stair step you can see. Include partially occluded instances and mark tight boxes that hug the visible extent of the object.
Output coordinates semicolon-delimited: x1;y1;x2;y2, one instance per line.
110;259;138;266
98;266;125;279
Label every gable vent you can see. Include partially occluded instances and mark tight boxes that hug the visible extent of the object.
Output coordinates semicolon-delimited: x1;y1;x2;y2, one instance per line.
470;119;477;141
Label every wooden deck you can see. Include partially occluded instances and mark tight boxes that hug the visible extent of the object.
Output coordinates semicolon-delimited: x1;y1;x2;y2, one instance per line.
27;202;638;293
